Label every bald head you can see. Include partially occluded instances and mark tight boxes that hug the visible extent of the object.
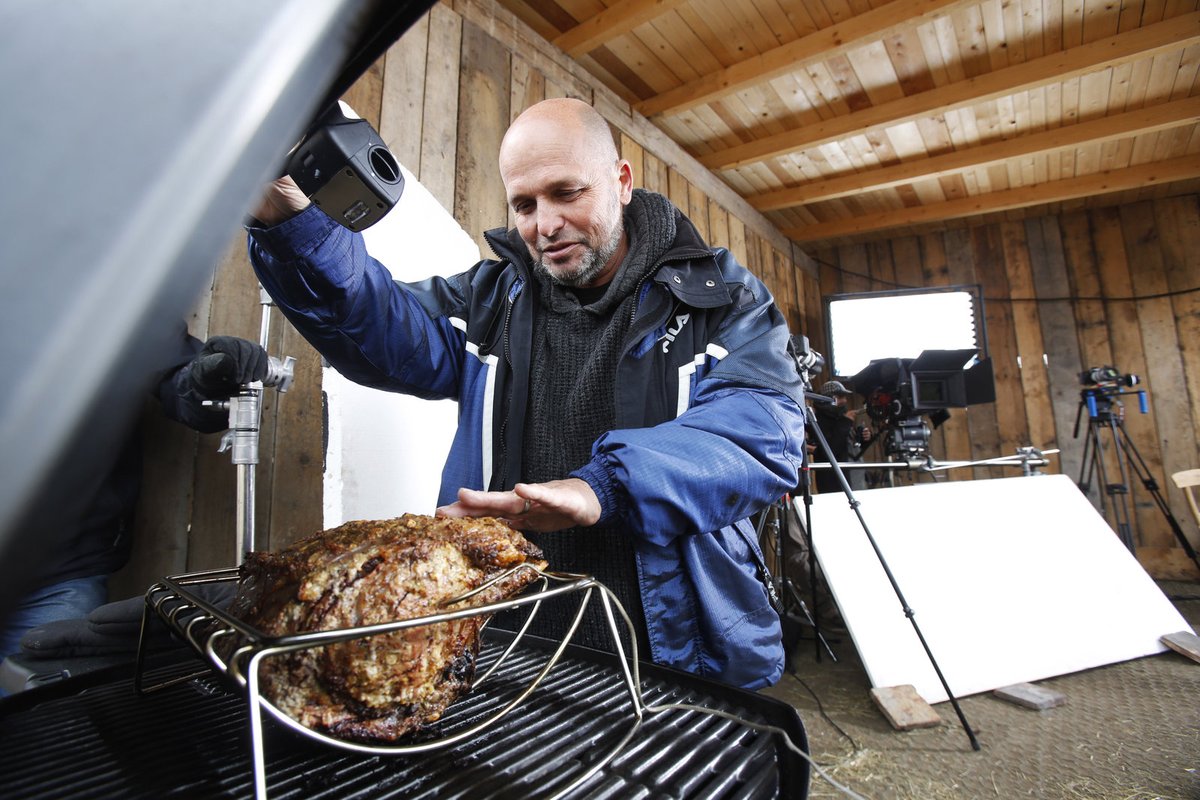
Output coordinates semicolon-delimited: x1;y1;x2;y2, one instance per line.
501;98;618;169
498;99;633;288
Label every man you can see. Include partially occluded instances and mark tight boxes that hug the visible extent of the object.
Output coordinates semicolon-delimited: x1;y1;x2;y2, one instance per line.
247;98;806;689
811;380;872;494
0;332;268;661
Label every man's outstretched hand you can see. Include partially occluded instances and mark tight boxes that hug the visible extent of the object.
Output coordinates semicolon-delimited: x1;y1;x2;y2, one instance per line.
436;479;602;532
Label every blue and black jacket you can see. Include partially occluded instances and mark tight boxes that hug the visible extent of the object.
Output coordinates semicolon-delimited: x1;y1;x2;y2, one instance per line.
248;198;807;689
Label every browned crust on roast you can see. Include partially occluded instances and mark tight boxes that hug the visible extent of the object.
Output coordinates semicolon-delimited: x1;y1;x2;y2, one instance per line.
225;514;546;741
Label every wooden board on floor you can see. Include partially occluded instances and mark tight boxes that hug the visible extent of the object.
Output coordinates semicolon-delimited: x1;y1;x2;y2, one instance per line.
1161;631;1200;663
994;682;1067;710
870;685;942;730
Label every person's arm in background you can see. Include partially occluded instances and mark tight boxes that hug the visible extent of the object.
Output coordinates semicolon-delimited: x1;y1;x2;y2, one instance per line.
154;326;268;434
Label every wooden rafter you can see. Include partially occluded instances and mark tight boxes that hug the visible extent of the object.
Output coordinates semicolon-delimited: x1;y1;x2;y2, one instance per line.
553;0;690;58
635;0;974;118
450;0;794;253
699;12;1200;172
750;97;1200;211
781;156;1200;242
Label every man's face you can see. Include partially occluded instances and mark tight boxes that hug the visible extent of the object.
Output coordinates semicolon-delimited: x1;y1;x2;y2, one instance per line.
500;132;632;288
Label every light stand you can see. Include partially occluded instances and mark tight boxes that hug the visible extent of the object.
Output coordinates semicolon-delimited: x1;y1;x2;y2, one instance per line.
209;287;295;561
764;335;841;667
804;396;982;751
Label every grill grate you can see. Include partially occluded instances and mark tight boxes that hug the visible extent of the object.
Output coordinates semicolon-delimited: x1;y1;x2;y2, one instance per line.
1;634;808;799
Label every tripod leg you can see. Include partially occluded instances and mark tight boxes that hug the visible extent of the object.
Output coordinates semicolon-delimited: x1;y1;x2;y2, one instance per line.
1082;419;1135;552
762;500;799;674
805;494;821;662
1077;424;1095;497
1113;421;1200;572
780;495;837;663
1103;418;1137;553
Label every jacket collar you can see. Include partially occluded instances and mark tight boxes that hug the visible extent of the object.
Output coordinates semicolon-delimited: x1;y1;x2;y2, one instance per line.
484;226;534;279
653;208;730;309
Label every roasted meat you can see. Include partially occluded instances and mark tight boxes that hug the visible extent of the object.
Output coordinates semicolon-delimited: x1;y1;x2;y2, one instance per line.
224;514;546;742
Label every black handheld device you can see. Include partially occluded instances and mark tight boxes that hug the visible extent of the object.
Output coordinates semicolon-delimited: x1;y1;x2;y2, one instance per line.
286;101;404;232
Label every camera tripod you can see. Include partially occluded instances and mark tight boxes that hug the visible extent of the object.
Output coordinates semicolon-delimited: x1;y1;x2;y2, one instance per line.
1074;390;1200;571
754;479;837;666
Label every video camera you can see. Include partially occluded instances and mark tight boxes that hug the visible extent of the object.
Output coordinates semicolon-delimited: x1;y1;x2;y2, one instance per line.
1080;365;1140;389
1077;365;1147;424
851;349;995;460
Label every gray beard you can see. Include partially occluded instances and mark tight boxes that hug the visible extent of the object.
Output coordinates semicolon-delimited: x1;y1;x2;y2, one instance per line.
536;223;622;288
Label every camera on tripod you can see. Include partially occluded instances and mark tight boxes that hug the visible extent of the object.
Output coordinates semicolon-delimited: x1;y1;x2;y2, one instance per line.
851;349;995;461
1080;365;1140;389
1078;365;1147;422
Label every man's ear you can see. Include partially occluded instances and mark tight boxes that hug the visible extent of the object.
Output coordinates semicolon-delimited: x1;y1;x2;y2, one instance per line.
616;159;634;203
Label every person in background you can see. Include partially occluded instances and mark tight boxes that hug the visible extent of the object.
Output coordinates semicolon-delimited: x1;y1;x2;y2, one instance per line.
245;97;807;689
0;332;268;661
811;379;872;494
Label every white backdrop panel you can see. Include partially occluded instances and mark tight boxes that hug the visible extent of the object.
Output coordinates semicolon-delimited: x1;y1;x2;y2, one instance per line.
804;474;1192;703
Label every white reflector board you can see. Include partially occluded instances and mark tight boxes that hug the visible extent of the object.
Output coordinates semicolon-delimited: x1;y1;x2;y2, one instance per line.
802;474;1193;704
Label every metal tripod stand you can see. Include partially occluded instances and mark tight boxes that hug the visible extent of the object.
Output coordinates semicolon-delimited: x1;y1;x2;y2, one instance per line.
754;480;837;666
1074;387;1200;571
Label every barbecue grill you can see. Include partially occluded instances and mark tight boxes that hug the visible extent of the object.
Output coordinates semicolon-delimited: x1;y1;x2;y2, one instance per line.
0;572;810;799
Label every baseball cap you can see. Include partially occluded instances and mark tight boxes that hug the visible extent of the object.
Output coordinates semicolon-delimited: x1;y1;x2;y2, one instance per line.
819;380;853;397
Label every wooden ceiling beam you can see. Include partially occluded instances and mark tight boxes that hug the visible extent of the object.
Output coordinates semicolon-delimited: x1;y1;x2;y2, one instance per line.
750;97;1200;211
700;12;1200;171
553;0;690;58
781;156;1200;242
450;0;794;254
635;0;973;118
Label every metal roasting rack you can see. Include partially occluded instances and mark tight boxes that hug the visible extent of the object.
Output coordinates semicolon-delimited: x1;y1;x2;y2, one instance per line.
133;565;651;800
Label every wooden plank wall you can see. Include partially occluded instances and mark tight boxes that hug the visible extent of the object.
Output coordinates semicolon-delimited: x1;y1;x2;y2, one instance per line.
810;194;1200;579
110;0;821;599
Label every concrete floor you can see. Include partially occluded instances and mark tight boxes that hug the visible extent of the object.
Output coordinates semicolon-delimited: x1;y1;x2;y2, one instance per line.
762;580;1200;800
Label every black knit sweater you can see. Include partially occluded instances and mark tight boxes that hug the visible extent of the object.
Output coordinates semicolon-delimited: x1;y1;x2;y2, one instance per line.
517;190;677;656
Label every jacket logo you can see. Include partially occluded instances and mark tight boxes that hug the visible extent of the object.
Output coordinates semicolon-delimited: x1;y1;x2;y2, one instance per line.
661;313;691;353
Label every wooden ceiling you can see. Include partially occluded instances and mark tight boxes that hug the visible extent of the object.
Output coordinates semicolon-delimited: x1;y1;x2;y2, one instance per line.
492;0;1200;247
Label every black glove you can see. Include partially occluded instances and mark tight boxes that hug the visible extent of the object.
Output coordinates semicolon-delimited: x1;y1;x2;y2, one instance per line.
19;583;237;659
189;336;269;399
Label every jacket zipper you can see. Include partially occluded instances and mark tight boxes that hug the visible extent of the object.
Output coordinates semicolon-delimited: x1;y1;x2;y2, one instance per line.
494;281;519;488
625;250;708;346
